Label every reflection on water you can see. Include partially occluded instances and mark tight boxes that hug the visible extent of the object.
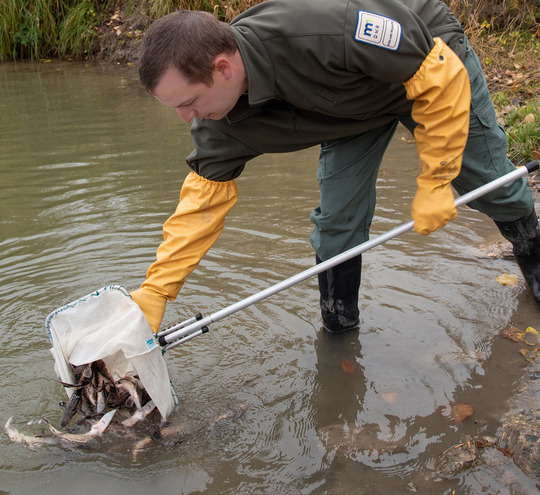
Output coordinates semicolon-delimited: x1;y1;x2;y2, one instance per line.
1;61;538;495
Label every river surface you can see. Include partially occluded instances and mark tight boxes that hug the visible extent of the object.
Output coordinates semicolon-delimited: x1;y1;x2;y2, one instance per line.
1;61;538;494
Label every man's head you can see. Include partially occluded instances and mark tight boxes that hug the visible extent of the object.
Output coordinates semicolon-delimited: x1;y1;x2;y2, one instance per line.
139;10;247;122
139;10;238;91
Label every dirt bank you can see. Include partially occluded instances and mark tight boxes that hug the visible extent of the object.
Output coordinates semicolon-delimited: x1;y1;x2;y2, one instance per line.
94;7;148;65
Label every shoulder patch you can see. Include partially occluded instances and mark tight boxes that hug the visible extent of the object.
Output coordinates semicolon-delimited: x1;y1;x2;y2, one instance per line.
354;10;402;51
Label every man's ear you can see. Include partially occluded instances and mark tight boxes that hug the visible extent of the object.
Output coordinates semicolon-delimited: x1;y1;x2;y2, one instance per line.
214;54;233;79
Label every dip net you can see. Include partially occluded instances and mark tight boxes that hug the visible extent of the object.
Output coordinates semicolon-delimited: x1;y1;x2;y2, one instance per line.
45;285;178;419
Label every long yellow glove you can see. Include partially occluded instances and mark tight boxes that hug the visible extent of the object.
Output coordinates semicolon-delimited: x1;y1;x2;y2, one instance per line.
404;37;471;235
131;171;238;332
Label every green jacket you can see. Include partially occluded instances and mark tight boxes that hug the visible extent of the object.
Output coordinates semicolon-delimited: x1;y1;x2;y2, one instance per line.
187;0;466;181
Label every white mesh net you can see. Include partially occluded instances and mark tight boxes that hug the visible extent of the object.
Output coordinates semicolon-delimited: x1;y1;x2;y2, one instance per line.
45;285;178;419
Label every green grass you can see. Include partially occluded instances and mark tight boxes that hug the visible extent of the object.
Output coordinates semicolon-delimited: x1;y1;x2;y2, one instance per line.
58;0;98;58
494;96;540;165
0;0;104;61
0;0;57;60
1;0;538;61
0;0;257;60
498;100;540;165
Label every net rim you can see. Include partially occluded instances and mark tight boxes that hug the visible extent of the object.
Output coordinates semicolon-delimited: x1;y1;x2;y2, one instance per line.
45;284;130;344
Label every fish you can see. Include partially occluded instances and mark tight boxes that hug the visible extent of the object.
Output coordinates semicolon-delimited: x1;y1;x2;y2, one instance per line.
8;357;164;453
4;417;56;449
60;363;95;427
131;436;153;459
61;361;139;419
43;409;116;444
96;389;106;414
212;404;248;424
60;361;158;430
122;400;157;427
95;371;106;414
117;380;142;411
104;384;130;409
60;388;82;427
72;363;93;384
132;424;195;461
131;404;248;461
82;385;97;412
92;359;116;385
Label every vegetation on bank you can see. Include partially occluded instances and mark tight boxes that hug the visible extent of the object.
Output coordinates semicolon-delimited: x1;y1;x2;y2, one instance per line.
447;0;539;163
1;0;538;162
0;0;261;60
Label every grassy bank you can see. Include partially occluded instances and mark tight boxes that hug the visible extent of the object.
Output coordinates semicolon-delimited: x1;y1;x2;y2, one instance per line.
1;0;538;163
0;0;260;61
2;0;537;62
460;5;539;164
0;0;101;59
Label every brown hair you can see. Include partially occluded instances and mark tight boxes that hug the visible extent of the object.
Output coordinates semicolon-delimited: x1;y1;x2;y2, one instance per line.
139;10;238;91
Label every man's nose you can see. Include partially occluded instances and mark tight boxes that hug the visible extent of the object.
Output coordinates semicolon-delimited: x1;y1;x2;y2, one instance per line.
176;107;197;123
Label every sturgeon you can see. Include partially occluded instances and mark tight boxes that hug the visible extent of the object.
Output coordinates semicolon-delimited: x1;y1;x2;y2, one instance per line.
43;409;116;444
4;417;56;449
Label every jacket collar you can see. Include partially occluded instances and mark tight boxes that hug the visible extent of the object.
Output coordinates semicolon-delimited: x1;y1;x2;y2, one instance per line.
224;93;264;125
232;26;277;106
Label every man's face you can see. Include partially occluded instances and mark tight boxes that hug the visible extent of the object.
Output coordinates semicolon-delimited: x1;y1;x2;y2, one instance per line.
152;61;243;123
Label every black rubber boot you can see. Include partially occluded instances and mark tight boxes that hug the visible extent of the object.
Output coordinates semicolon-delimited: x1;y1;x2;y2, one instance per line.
494;209;540;306
316;254;362;333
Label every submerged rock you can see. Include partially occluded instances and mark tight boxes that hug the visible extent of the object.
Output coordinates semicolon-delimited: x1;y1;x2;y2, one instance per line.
435;442;480;479
318;422;409;460
433;410;540;483
498;410;540;482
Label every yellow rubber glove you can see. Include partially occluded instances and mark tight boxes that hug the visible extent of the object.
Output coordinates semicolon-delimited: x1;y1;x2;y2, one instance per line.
130;288;167;333
403;37;471;235
131;171;238;332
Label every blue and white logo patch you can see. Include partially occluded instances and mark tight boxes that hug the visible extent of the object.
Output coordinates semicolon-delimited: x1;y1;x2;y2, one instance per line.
354;10;402;51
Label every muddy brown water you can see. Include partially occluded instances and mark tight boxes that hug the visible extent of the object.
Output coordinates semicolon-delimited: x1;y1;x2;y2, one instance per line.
0;61;538;494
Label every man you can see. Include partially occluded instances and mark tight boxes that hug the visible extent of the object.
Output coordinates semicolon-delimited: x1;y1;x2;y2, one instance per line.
131;0;539;335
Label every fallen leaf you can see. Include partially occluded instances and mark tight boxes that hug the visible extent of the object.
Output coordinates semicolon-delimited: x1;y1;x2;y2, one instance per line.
381;392;398;404
502;104;518;114
451;404;474;424
496;273;519;286
516;327;539;346
519;347;540;363
341;359;355;375
522;113;535;125
501;325;522;342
